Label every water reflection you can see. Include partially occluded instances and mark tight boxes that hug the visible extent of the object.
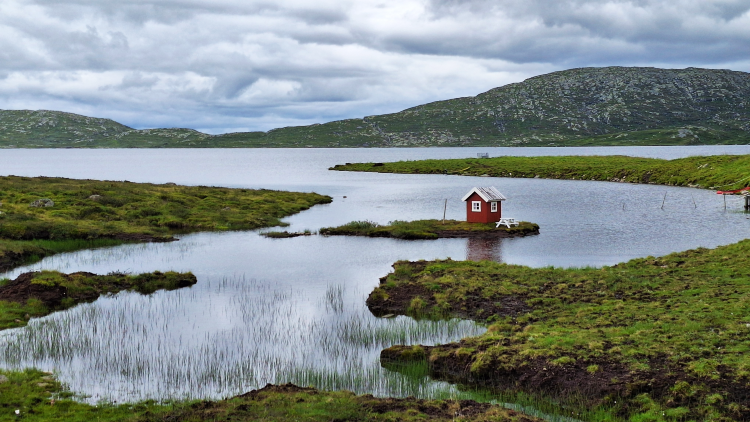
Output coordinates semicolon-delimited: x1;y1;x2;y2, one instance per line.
466;237;503;262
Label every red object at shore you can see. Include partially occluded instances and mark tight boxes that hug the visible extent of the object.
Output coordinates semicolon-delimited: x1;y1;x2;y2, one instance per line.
716;187;750;195
462;187;506;223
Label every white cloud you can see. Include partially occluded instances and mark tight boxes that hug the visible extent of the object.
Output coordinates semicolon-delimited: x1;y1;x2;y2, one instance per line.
0;0;747;133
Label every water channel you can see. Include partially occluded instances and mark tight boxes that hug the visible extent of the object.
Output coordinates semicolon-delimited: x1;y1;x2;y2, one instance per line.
1;146;749;406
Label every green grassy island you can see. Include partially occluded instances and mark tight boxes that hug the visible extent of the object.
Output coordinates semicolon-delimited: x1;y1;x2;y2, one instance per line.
320;220;539;240
368;239;750;421
331;154;750;191
0;270;196;330
0;175;332;271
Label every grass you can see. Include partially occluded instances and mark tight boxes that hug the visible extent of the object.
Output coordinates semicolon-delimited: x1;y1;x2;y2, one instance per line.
319;220;539;240
0;369;543;422
368;239;750;421
0;175;331;271
0;270;197;330
331;154;750;191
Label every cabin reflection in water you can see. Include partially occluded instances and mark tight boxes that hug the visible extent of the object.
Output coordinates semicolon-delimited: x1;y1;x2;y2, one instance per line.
465;237;503;262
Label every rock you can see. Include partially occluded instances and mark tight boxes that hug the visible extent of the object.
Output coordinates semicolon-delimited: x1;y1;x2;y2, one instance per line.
88;194;102;200
29;198;54;208
221;207;231;211
0;375;8;383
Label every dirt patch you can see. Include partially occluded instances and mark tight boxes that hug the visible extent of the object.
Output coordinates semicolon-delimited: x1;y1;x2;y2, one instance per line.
0;272;72;308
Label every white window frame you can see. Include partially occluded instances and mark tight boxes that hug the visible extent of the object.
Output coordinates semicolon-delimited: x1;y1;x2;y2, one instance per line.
491;202;497;213
472;201;481;212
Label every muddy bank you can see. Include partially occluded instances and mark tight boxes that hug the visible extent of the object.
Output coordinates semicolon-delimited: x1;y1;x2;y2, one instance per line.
382;345;750;420
0;270;196;330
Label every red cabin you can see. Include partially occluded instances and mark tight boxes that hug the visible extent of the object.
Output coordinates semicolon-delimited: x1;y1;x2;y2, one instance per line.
461;187;506;223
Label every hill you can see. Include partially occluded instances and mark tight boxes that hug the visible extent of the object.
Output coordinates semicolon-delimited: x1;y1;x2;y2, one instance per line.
2;66;749;148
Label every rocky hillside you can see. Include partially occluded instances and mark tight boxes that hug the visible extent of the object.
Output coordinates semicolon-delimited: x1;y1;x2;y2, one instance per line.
2;67;750;148
271;66;750;147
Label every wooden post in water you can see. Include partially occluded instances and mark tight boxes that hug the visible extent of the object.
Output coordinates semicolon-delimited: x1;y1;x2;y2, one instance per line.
691;194;697;209
745;194;750;212
661;192;667;210
724;194;727;211
442;199;447;224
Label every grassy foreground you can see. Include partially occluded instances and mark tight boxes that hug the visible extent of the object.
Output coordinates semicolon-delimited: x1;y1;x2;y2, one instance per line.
0;370;542;422
320;220;539;240
368;240;750;421
331;154;750;191
0;175;331;271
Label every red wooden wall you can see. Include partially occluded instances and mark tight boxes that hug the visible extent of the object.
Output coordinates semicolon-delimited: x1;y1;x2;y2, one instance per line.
465;192;502;223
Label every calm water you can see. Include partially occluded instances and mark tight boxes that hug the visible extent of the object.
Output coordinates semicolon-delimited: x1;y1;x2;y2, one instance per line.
1;146;749;404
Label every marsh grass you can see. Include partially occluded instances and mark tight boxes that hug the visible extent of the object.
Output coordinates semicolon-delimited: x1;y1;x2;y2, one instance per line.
331;154;750;191
0;275;486;404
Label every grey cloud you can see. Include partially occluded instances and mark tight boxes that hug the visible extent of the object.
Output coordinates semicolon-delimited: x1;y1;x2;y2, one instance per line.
404;0;750;64
1;0;748;133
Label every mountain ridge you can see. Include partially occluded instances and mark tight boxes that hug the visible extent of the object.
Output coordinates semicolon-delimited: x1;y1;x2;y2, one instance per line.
2;66;749;148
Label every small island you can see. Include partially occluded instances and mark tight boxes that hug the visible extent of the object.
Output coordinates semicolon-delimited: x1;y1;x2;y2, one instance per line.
319;219;539;240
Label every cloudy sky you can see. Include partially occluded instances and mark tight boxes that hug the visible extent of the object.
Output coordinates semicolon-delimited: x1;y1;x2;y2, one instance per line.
1;0;749;133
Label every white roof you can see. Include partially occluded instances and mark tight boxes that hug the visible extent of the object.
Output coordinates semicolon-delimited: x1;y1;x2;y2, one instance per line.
461;186;506;202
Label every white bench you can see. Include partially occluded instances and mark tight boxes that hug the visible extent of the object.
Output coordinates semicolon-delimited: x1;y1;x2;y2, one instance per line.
496;218;519;228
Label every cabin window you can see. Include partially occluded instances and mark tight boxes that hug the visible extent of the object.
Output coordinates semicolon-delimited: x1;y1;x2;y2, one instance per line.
472;201;481;212
491;202;497;212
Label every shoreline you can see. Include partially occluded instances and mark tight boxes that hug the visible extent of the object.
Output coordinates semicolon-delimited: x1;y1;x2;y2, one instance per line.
366;240;750;421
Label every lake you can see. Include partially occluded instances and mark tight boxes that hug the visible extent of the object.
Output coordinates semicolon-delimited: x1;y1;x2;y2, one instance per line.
1;146;749;404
